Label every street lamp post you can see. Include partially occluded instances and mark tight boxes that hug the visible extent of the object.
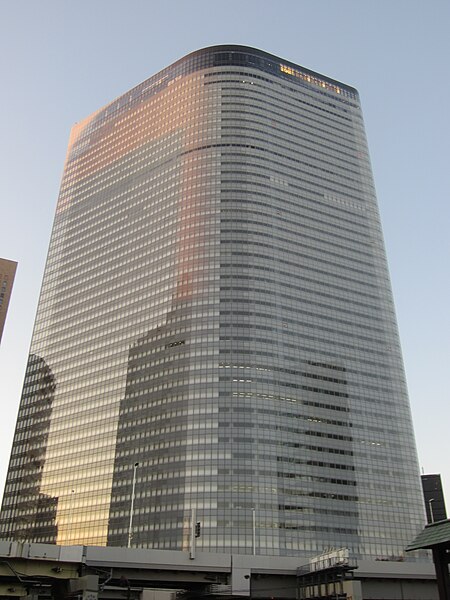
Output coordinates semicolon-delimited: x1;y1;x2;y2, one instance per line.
127;462;139;548
252;508;256;555
68;488;75;539
428;498;435;523
234;506;257;554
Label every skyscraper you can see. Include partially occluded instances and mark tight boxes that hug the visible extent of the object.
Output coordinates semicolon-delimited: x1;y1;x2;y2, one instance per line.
421;474;447;523
0;258;17;344
0;46;425;559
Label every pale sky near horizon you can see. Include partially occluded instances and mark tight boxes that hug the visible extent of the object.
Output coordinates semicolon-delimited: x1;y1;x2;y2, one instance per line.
1;0;449;514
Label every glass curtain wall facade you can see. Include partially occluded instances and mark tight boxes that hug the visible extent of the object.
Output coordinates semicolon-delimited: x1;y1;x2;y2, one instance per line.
0;46;425;559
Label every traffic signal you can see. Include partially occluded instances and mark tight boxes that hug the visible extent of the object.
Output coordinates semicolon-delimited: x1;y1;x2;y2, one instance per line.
195;522;201;538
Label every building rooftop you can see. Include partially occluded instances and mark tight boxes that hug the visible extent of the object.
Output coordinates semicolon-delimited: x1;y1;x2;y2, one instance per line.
406;518;450;551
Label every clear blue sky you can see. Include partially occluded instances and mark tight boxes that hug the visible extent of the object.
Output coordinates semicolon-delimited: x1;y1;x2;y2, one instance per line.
1;0;449;509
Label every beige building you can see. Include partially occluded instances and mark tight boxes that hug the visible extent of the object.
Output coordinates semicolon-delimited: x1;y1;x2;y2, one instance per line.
0;258;17;343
